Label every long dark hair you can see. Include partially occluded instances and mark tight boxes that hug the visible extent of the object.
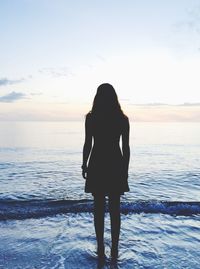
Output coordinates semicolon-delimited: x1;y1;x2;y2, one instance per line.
88;83;126;119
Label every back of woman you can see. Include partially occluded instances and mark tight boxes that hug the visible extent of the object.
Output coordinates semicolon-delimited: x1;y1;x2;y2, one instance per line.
85;111;129;195
82;83;130;261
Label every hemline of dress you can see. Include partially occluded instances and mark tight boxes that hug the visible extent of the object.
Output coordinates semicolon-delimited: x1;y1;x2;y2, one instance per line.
84;189;130;196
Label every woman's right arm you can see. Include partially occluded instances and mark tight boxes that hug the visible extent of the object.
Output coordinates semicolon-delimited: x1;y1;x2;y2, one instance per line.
121;117;130;178
82;114;93;179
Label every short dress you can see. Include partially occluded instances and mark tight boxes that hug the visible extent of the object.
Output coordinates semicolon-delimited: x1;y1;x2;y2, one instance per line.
84;113;130;196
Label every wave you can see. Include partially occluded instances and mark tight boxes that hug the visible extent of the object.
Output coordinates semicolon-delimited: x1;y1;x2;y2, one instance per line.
0;199;200;220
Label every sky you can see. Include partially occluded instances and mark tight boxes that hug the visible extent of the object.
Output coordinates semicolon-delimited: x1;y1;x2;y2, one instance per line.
1;0;200;121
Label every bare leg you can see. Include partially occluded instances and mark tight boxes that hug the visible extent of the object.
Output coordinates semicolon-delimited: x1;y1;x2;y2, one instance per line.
108;194;121;259
93;194;106;258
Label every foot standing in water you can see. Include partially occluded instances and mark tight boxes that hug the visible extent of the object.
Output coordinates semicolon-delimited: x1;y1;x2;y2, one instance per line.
82;83;130;261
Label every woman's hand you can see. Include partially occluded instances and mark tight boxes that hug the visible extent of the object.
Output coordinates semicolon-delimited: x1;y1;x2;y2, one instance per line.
124;171;128;180
123;169;128;180
81;165;88;179
122;164;128;180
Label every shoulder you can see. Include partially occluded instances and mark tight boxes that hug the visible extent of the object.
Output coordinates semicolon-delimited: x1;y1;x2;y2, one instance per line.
123;114;129;121
85;112;93;126
86;112;92;121
121;114;129;123
120;114;129;130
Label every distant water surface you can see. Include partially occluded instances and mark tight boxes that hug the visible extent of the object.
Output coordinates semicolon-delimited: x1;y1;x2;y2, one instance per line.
0;121;199;201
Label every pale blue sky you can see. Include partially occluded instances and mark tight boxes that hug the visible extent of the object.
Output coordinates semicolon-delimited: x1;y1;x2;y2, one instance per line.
1;0;200;120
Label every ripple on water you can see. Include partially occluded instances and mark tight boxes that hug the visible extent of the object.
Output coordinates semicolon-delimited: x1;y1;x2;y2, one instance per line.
1;213;200;268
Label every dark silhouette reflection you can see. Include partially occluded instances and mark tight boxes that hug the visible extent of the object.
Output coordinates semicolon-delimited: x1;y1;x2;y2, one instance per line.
82;83;130;262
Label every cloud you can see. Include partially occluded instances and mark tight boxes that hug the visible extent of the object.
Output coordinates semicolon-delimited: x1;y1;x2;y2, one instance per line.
0;78;24;86
38;67;73;77
128;103;200;107
125;103;200;122
30;92;42;96
129;103;169;106
180;102;200;106
0;91;27;102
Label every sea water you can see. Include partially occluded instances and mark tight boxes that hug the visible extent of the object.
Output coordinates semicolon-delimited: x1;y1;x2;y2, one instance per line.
0;121;200;268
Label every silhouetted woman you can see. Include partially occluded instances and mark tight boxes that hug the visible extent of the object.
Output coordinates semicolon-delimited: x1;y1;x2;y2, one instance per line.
82;83;130;260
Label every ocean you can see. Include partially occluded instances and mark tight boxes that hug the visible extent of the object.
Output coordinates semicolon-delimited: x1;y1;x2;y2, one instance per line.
0;121;200;268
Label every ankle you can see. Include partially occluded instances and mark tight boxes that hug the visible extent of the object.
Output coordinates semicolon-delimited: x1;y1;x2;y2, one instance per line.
111;246;118;259
97;243;104;252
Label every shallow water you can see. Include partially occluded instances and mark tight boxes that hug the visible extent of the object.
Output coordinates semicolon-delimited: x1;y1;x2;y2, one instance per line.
0;121;200;268
1;213;200;269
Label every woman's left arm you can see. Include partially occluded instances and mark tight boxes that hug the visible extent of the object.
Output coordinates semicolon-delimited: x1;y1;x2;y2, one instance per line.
121;117;130;178
82;114;93;179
